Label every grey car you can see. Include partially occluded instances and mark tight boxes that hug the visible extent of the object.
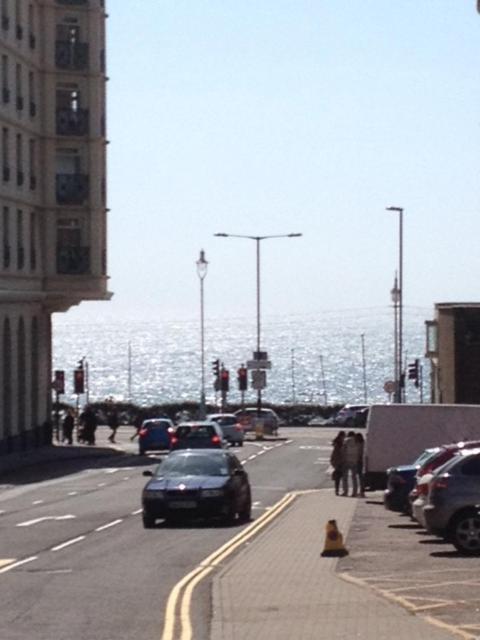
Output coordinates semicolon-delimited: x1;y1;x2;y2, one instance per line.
423;448;480;555
206;414;244;446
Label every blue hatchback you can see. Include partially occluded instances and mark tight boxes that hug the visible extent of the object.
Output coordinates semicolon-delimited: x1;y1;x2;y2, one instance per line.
138;418;175;455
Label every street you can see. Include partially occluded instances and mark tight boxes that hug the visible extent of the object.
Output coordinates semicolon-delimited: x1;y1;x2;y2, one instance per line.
0;426;333;640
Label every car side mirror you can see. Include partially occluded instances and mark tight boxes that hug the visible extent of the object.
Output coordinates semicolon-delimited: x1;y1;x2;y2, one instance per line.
143;470;153;477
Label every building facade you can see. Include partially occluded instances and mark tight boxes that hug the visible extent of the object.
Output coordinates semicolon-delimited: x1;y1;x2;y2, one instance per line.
0;0;110;455
426;304;480;404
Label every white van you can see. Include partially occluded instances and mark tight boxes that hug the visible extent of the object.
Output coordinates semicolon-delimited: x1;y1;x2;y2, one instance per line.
364;404;480;490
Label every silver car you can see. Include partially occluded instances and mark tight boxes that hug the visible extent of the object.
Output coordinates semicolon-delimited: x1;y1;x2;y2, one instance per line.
423;448;480;555
206;414;244;447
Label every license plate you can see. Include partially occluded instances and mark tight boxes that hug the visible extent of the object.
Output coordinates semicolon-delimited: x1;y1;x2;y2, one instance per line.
168;500;197;509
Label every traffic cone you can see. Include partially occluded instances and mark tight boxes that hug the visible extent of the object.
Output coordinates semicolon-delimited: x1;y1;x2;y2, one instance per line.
321;519;349;557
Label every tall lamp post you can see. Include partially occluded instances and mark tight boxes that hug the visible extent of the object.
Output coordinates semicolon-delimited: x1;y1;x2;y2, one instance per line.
386;206;404;403
196;249;208;418
214;232;302;416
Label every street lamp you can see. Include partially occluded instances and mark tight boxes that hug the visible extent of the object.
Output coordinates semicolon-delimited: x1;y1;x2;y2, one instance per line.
214;232;302;416
196;249;208;418
386;206;404;403
390;273;400;401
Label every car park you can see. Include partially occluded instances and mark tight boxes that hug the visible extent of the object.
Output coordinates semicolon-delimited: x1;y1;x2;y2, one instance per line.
170;421;226;450
141;449;252;527
138;418;175;455
234;408;280;435
206;413;244;446
423;449;480;555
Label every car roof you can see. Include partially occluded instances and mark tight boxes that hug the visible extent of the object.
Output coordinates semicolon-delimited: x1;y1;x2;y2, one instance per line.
168;448;230;458
176;421;215;427
206;413;236;419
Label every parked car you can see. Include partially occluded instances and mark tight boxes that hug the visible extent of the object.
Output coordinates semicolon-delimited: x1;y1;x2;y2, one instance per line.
170;421;226;450
423;448;480;555
334;405;368;428
206;414;244;447
234;408;280;435
138;418;175;455
141;449;252;527
384;447;440;513
410;440;480;524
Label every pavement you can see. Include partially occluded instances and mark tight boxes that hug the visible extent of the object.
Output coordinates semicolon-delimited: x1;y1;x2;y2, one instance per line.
210;490;460;640
0;437;469;639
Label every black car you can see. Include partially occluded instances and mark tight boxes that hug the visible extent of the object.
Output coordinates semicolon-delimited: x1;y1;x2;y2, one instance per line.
141;449;252;527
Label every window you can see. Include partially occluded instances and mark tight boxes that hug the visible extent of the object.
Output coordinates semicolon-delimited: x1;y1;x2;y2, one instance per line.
29;211;36;270
2;127;10;181
3;206;10;269
2;55;9;103
28;4;35;48
461;457;480;476
17;209;24;269
16;133;23;186
15;0;22;39
1;0;9;30
15;63;23;111
28;71;35;116
29;138;35;189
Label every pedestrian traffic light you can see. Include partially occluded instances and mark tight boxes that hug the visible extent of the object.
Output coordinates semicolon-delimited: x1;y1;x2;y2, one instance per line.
220;368;229;392
238;366;247;391
408;359;420;387
74;368;84;394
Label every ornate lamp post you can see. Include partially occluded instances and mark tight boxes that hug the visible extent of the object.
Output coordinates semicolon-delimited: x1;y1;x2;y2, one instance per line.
196;249;208;418
387;205;404;403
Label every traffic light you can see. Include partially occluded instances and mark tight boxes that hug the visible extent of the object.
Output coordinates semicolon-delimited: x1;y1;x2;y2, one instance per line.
220;368;229;392
408;359;420;387
74;368;85;394
212;359;220;377
53;370;65;394
238;366;247;391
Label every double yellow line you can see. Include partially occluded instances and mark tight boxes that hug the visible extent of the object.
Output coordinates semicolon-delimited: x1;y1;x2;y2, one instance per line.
161;491;297;640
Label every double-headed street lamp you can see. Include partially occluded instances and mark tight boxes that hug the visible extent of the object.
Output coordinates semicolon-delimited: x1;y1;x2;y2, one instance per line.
196;249;208;418
386;206;404;403
214;232;302;416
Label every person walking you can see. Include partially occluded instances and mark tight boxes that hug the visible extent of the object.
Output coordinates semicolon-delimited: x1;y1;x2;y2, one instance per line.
330;431;345;495
355;432;365;497
79;406;97;445
62;409;75;445
107;408;119;443
341;431;360;496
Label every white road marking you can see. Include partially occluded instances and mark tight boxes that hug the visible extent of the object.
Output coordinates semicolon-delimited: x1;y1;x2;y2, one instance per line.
51;536;85;552
256;450;266;456
17;515;76;527
248;455;257;461
252;501;262;508
32;500;44;505
68;491;78;496
131;508;143;515
0;556;37;573
97;483;106;487
123;477;130;481
95;519;123;532
0;510;5;515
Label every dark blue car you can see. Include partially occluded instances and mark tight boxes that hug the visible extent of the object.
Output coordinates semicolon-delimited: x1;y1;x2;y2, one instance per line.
384;447;440;513
138;418;175;455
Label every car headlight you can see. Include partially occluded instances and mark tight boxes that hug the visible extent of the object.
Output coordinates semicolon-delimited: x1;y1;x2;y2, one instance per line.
201;489;224;497
144;489;164;498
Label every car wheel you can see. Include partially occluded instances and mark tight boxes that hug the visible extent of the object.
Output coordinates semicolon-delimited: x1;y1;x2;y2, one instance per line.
142;513;155;529
450;510;480;555
238;491;252;523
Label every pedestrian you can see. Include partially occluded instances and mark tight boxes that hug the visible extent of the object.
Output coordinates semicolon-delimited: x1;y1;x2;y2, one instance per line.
341;431;360;496
62;409;75;445
330;431;345;495
79;406;97;445
130;412;145;441
107;408;119;443
355;432;365;497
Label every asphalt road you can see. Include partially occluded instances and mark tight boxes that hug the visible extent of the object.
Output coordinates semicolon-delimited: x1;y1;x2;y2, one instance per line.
0;426;335;640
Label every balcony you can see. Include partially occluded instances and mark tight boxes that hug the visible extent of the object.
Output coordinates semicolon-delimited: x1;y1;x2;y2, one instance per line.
56;108;89;136
56;246;90;275
56;173;89;205
55;41;89;71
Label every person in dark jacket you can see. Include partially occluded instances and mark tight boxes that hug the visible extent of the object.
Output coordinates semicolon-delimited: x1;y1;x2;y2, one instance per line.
330;431;346;495
341;431;361;496
107;409;120;443
62;409;75;445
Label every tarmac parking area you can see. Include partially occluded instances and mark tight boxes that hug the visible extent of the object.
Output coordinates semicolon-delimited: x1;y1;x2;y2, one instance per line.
338;493;480;639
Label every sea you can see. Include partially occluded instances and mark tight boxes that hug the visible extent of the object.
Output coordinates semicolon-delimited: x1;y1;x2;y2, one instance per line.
52;307;429;408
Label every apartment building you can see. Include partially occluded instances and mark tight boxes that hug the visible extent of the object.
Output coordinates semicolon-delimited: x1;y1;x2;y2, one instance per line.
0;0;110;455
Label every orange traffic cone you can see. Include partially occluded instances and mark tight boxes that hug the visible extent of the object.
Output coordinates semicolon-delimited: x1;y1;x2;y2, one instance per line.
321;519;349;557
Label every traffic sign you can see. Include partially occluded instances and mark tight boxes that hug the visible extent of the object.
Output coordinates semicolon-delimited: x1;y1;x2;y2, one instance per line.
251;370;267;390
383;380;396;394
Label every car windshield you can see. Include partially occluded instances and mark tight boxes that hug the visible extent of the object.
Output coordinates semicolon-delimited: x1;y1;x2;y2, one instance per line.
413;448;439;467
213;417;236;426
176;425;214;439
155;454;228;477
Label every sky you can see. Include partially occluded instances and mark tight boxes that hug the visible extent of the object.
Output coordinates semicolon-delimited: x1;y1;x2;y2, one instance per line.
64;1;480;323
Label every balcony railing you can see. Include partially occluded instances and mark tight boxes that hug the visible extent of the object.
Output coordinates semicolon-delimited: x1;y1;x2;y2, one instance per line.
56;173;89;205
56;108;89;136
55;41;89;70
56;246;90;275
